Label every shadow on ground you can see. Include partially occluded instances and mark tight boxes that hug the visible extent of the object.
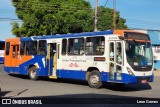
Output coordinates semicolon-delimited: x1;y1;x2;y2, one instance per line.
0;91;11;97
8;74;152;92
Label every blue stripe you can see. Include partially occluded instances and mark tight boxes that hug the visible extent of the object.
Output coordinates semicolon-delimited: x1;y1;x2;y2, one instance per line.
4;67;10;73
0;57;4;63
4;67;19;74
56;70;154;84
57;70;86;80
20;37;32;41
18;55;47;76
4;66;154;84
122;73;154;84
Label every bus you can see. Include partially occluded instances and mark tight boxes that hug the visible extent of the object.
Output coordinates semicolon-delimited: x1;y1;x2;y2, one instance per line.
4;30;154;88
0;40;5;63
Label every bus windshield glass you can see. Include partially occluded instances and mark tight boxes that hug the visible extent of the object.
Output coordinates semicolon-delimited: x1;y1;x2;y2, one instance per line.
126;40;153;68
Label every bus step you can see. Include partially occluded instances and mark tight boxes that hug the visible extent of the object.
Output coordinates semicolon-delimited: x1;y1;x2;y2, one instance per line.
49;76;57;79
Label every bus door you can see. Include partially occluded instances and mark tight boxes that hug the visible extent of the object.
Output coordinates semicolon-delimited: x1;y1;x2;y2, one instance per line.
11;44;19;72
109;41;123;81
47;43;57;78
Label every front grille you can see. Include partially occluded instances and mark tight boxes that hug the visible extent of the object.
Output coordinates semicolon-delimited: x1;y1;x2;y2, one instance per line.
132;67;152;71
137;77;150;82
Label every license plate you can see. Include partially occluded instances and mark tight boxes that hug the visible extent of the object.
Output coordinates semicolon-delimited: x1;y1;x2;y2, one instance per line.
141;80;147;84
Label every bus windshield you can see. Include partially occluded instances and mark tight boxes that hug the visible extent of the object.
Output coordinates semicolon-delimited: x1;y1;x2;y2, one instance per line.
126;40;153;68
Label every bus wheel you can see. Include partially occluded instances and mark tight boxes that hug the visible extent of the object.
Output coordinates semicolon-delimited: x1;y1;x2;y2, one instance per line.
87;70;102;88
29;66;38;80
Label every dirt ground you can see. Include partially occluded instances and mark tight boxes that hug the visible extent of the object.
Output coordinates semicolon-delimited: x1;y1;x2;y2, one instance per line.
154;70;160;76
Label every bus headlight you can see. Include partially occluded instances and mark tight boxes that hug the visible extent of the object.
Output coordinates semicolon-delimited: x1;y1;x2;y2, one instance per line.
127;67;135;76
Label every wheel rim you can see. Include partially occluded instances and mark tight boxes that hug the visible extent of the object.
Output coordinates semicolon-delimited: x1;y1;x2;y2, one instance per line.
30;69;36;78
90;75;99;85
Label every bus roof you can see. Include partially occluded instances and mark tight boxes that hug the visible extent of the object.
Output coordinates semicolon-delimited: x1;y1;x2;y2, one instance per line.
20;30;114;41
5;38;20;42
5;30;148;41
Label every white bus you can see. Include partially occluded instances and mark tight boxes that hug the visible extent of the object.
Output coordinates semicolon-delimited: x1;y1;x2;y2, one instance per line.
4;30;154;88
0;40;5;63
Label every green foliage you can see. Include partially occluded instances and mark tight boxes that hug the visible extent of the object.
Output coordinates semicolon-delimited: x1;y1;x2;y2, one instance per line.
97;6;127;30
11;22;20;37
12;0;127;37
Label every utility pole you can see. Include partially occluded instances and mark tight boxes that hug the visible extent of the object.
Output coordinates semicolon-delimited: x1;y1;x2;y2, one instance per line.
113;0;116;29
94;0;98;31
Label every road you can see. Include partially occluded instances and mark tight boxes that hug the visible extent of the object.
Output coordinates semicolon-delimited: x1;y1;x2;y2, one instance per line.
0;64;160;100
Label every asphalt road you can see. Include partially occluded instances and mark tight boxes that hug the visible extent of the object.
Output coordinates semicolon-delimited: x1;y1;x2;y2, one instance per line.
0;64;160;99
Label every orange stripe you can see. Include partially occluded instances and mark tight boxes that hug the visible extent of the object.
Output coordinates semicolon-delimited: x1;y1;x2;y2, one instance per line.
19;55;33;65
113;30;125;36
113;30;147;36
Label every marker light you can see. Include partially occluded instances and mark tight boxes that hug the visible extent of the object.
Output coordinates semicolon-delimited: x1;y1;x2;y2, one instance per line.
127;67;135;76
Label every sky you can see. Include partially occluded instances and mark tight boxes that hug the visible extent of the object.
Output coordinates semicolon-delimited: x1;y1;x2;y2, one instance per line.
0;0;160;40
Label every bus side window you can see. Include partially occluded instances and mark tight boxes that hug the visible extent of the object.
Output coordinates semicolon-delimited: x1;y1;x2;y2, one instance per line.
26;41;37;55
85;36;105;55
109;42;114;77
62;39;67;55
38;40;46;55
110;42;114;59
95;37;105;55
117;42;122;64
12;45;19;58
68;38;84;55
5;42;10;55
20;41;25;55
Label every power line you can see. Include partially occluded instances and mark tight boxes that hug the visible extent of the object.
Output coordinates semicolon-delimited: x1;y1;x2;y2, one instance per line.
104;0;109;7
0;18;22;22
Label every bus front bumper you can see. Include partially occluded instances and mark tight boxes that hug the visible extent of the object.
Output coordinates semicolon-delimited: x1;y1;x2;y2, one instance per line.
122;73;154;84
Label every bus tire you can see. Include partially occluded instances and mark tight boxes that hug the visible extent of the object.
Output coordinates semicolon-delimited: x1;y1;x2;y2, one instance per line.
87;70;102;88
28;66;38;80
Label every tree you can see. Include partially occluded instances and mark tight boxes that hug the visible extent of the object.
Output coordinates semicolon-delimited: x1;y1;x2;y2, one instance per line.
97;6;127;30
11;22;19;37
12;0;93;37
12;0;127;37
